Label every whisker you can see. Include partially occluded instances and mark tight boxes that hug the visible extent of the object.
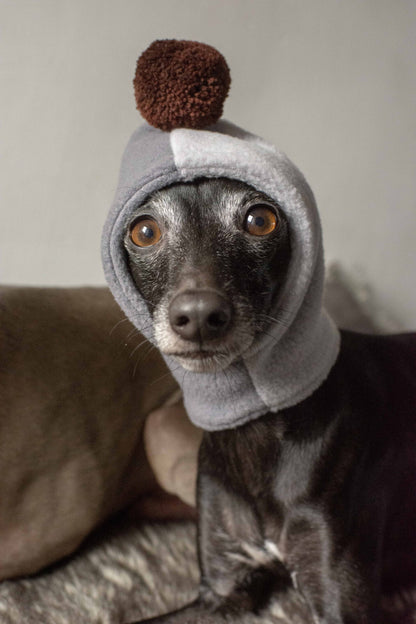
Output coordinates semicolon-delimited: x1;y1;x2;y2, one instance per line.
126;322;154;339
109;317;130;336
256;328;287;345
258;312;291;330
129;337;150;359
139;296;156;309
132;343;157;378
150;364;183;387
126;326;140;340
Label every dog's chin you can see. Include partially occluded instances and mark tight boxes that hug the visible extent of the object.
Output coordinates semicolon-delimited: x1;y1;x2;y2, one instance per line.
167;350;239;373
154;322;256;373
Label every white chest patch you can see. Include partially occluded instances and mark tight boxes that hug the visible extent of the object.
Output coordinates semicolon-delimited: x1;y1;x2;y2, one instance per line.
228;538;285;569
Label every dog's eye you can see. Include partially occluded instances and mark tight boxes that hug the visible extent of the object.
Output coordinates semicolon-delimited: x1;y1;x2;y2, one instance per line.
130;217;162;247
244;205;279;236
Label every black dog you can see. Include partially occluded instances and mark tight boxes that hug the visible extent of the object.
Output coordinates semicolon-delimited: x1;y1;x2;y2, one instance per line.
124;177;416;623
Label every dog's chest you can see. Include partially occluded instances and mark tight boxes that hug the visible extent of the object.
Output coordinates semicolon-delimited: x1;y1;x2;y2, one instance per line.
202;416;324;509
272;436;326;506
200;422;331;584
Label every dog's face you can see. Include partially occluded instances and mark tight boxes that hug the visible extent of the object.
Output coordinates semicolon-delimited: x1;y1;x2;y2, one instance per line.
124;178;290;373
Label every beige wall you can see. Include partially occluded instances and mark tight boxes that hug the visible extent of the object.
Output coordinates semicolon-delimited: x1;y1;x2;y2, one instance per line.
1;0;415;328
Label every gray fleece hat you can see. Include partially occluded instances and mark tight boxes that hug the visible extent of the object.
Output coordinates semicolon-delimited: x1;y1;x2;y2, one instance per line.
102;40;340;431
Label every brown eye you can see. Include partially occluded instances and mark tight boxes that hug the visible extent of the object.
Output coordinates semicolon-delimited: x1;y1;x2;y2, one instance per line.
130;217;162;247
244;205;279;236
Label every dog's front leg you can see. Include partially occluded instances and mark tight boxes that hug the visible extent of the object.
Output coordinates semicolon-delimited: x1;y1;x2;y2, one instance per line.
281;504;382;624
132;471;295;623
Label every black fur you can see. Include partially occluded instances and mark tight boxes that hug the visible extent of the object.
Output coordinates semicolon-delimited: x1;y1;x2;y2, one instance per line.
125;178;290;323
125;179;416;623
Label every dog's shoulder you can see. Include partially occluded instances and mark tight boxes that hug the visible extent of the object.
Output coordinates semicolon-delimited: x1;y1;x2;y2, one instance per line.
338;328;416;383
333;329;416;435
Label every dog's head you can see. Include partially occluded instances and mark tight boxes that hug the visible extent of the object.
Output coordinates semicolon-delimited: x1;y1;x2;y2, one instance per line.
124;178;291;373
102;43;340;428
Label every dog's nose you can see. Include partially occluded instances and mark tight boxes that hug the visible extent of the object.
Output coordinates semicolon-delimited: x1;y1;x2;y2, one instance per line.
169;290;232;342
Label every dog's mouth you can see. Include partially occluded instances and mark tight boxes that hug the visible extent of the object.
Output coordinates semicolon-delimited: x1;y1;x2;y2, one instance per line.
170;350;218;359
165;348;240;373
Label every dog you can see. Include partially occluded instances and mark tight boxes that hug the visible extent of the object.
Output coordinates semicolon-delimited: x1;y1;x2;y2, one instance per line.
0;285;196;579
122;177;416;623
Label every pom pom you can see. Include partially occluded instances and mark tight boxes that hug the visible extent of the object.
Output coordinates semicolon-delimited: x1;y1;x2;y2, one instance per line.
133;39;231;131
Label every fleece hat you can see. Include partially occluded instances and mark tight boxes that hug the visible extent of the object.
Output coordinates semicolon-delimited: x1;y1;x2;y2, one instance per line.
102;40;340;431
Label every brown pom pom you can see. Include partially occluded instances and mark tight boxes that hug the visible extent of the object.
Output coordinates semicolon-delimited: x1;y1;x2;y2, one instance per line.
133;40;231;131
